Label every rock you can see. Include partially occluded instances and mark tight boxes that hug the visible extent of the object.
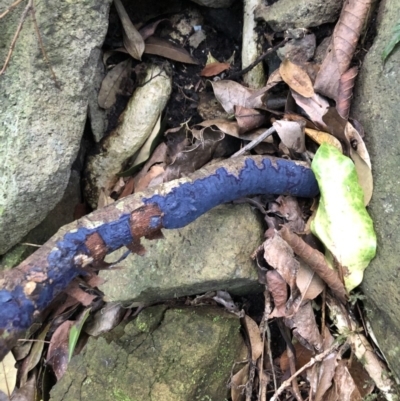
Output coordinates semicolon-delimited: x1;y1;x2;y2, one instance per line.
85;64;172;208
352;0;400;379
99;203;264;304
255;0;343;32
50;305;247;401
0;170;81;270
0;0;112;254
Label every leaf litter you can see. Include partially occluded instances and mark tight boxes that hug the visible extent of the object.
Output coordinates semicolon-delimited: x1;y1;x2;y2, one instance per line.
6;0;399;399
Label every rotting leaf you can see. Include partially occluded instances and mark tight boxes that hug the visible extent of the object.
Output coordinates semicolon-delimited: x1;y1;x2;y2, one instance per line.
211;80;264;114
291;91;329;130
284;302;323;351
311;143;376;291
263;233;300;304
19;323;51;387
322;107;350;155
98;58;132;109
192;119;240;138
0;351;16;397
163;129;224;181
144;37;198;64
273;119;306;153
47;320;74;380
243;315;263;361
296;261;325;302
280;341;313;372
344;122;371;168
268;195;305;233
350;149;373;206
314;326;337;401
279;59;314;98
235;106;266;133
114;0;145;61
280;225;347;303
267;270;288;318
135;164;164;191
231;364;248;401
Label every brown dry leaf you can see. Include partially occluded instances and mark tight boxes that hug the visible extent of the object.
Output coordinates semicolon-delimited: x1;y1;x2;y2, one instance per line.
133;142;167;189
47;320;74;380
139;19;168;41
193;119;240;138
263;233;300;303
230;364;248;401
114;0;145;61
314;327;337;401
118;176;135;199
347;358;374;397
273;120;306;153
163;129;224;181
314;0;373;100
144;37;198;64
235;106;267;133
268;195;305;233
10;371;36;401
279;226;347;304
284;302;323;351
19;323;51;387
325;360;363;401
98;58;132;109
350;149;373;206
279;59;314;98
337;67;358;120
64;281;96;307
291;91;329;130
210;80;264;114
267;270;288;318
279;341;313;372
322;107;351;155
345;122;371;168
243;315;263;361
305;128;342;151
135;165;164;191
297;261;325;301
200;62;230;77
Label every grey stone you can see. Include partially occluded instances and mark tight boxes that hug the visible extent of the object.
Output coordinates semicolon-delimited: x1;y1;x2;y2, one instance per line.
0;0;112;254
100;203;264;304
352;0;400;380
50;305;247;401
256;0;344;32
0;169;81;270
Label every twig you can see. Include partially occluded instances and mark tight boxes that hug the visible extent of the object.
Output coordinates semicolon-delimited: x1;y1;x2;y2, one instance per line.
30;1;60;88
270;341;343;401
230;126;276;158
228;38;289;80
0;0;24;19
0;0;32;75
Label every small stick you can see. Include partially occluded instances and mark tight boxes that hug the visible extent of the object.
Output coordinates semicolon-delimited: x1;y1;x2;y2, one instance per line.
228;38;289;80
0;0;24;19
231;126;276;158
0;0;32;75
270;341;343;401
30;1;60;88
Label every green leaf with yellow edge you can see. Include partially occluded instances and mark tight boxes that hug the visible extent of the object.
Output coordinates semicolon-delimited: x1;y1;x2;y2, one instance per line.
311;143;376;291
